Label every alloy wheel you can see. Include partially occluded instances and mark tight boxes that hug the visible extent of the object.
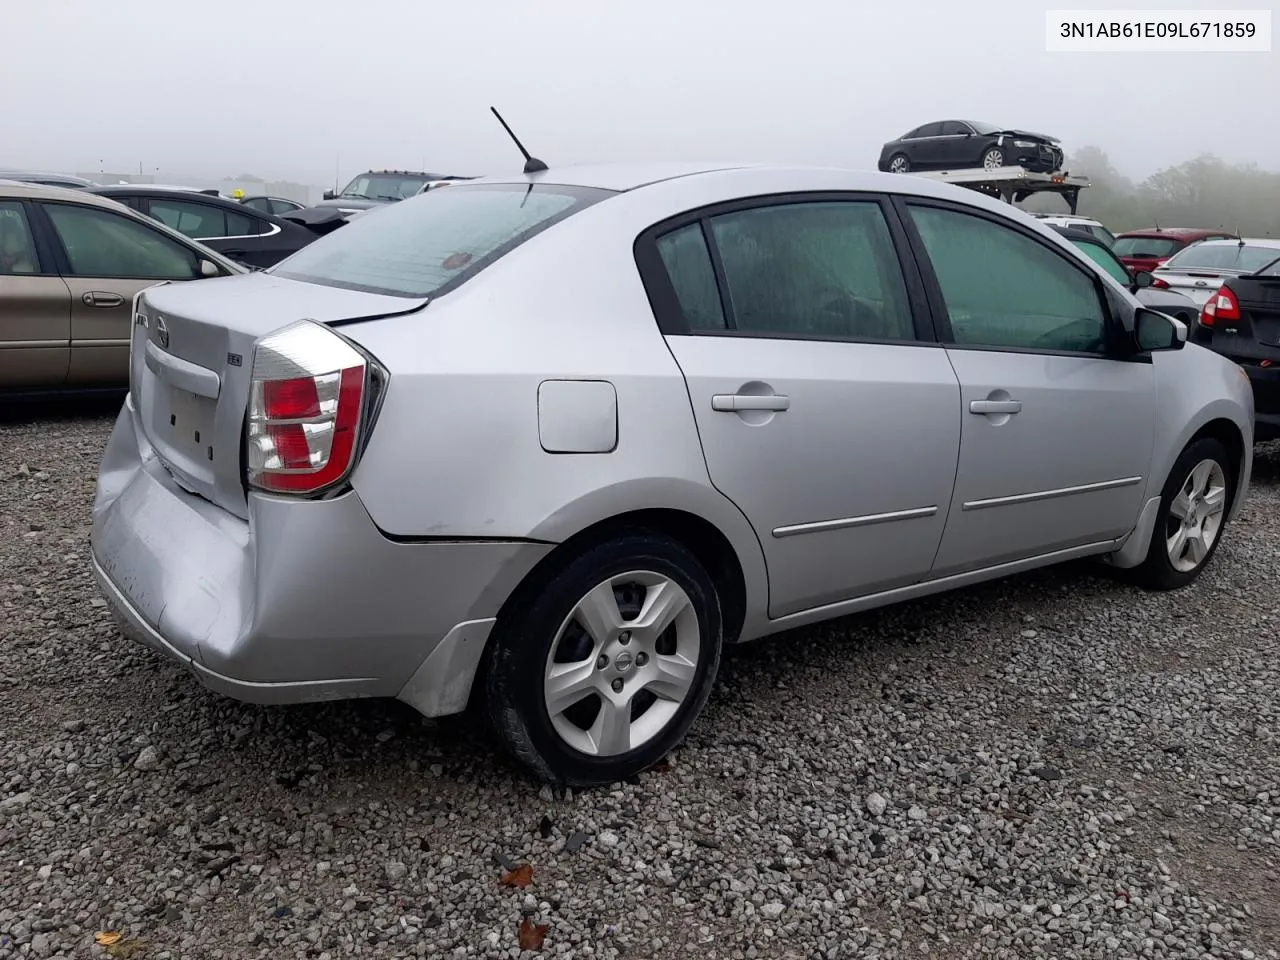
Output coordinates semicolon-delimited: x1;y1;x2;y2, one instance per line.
1165;458;1227;573
543;571;700;757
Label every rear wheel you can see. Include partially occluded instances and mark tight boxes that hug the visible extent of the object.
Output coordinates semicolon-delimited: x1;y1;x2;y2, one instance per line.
1130;437;1233;590
485;532;723;786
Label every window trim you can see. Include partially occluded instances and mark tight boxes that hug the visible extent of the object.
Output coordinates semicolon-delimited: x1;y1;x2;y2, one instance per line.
32;198;207;282
891;195;1136;362
0;199;57;277
633;190;942;347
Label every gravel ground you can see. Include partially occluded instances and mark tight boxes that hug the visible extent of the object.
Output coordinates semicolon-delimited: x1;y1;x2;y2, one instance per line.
2;401;1278;960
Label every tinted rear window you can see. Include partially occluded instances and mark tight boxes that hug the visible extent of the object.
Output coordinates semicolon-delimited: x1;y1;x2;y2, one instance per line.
271;182;613;298
1164;242;1280;273
1113;236;1181;258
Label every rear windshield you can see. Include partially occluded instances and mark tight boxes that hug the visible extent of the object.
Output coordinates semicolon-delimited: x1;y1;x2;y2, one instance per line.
271;182;613;298
1163;242;1280;274
1112;236;1181;258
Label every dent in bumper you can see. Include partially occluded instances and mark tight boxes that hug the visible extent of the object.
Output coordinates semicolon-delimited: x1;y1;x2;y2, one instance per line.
90;400;554;709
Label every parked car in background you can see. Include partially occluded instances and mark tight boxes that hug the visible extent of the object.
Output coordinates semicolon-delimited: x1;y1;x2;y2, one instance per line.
0;180;243;394
1046;225;1200;326
1150;238;1280;308
90;162;1252;786
239;195;306;216
879;121;1064;174
1192;253;1280;441
317;169;467;213
1112;228;1238;275
1033;213;1115;246
89;185;318;269
0;169;97;189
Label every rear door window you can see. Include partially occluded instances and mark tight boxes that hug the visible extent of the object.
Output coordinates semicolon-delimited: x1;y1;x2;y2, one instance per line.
271;182;612;298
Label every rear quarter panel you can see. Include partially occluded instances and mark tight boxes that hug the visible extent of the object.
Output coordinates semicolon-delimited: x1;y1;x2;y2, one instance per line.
341;180;784;620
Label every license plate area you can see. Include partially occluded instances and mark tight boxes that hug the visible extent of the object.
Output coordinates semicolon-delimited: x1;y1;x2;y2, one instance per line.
149;379;219;484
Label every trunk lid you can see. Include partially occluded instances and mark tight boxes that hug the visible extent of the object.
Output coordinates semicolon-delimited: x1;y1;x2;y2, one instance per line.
1151;268;1236;306
130;272;424;518
1233;276;1280;347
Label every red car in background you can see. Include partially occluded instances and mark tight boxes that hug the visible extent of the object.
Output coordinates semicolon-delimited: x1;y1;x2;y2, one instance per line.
1112;227;1239;275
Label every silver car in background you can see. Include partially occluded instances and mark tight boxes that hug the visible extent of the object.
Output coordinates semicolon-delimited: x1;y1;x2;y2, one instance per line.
1151;237;1280;307
91;162;1254;785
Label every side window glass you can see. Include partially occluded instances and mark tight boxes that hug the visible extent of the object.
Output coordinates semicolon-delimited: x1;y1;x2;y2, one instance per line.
43;203;201;280
940;121;967;136
269;199;296;216
1071;239;1131;285
243;197;271;214
148;199;227;239
0;201;41;275
708;201;915;341
917;122;944;137
655;223;726;331
908;204;1107;354
225;208;261;236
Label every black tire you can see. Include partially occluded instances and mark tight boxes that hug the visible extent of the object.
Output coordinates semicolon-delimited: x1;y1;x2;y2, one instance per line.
1130;437;1234;591
485;531;723;786
888;153;910;174
981;146;1005;170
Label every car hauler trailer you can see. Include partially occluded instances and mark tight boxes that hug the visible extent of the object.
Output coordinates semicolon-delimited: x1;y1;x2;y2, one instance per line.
910;165;1091;215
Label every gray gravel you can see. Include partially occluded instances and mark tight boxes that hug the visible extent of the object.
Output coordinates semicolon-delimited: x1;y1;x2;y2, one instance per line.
2;402;1278;960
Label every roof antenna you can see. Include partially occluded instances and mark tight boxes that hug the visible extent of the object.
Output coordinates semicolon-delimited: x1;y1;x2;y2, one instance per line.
489;106;548;174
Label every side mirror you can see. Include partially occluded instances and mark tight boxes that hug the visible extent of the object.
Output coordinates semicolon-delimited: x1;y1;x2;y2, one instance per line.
1132;270;1154;288
199;259;220;278
1135;308;1186;352
323;189;336;200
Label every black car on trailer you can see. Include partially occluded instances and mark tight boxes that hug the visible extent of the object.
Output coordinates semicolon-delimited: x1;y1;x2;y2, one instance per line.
879;120;1064;175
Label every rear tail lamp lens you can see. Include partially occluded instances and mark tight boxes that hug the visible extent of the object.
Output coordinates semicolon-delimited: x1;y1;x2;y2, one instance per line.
246;320;377;495
1200;286;1240;328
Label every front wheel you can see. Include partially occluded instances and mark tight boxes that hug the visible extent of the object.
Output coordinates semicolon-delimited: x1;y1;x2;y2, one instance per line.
485;532;723;786
1130;437;1233;590
888;153;910;174
981;146;1005;171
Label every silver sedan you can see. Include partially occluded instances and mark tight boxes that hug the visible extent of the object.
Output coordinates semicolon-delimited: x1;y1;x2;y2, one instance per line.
91;162;1254;785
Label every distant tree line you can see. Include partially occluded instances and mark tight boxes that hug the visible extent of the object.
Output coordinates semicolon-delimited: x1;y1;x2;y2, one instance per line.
1021;146;1280;237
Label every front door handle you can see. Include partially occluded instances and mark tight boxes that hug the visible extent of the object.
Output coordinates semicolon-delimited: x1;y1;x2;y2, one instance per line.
712;394;791;412
82;291;124;308
969;399;1022;415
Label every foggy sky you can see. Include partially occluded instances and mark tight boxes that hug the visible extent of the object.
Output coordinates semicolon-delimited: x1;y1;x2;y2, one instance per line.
3;0;1276;188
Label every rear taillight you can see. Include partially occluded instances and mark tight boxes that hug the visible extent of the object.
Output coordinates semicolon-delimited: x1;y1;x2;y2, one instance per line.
1150;277;1170;289
246;320;381;495
1199;286;1241;328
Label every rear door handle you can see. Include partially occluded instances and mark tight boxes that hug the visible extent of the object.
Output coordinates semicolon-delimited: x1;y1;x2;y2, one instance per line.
969;399;1021;415
712;394;790;412
82;291;124;308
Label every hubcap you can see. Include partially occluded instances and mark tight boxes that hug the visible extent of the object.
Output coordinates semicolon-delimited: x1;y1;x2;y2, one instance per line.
1165;458;1227;573
543;571;700;757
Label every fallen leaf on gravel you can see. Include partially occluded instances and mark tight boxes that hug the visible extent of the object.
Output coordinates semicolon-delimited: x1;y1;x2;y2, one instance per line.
518;916;548;951
94;932;123;946
500;863;534;888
